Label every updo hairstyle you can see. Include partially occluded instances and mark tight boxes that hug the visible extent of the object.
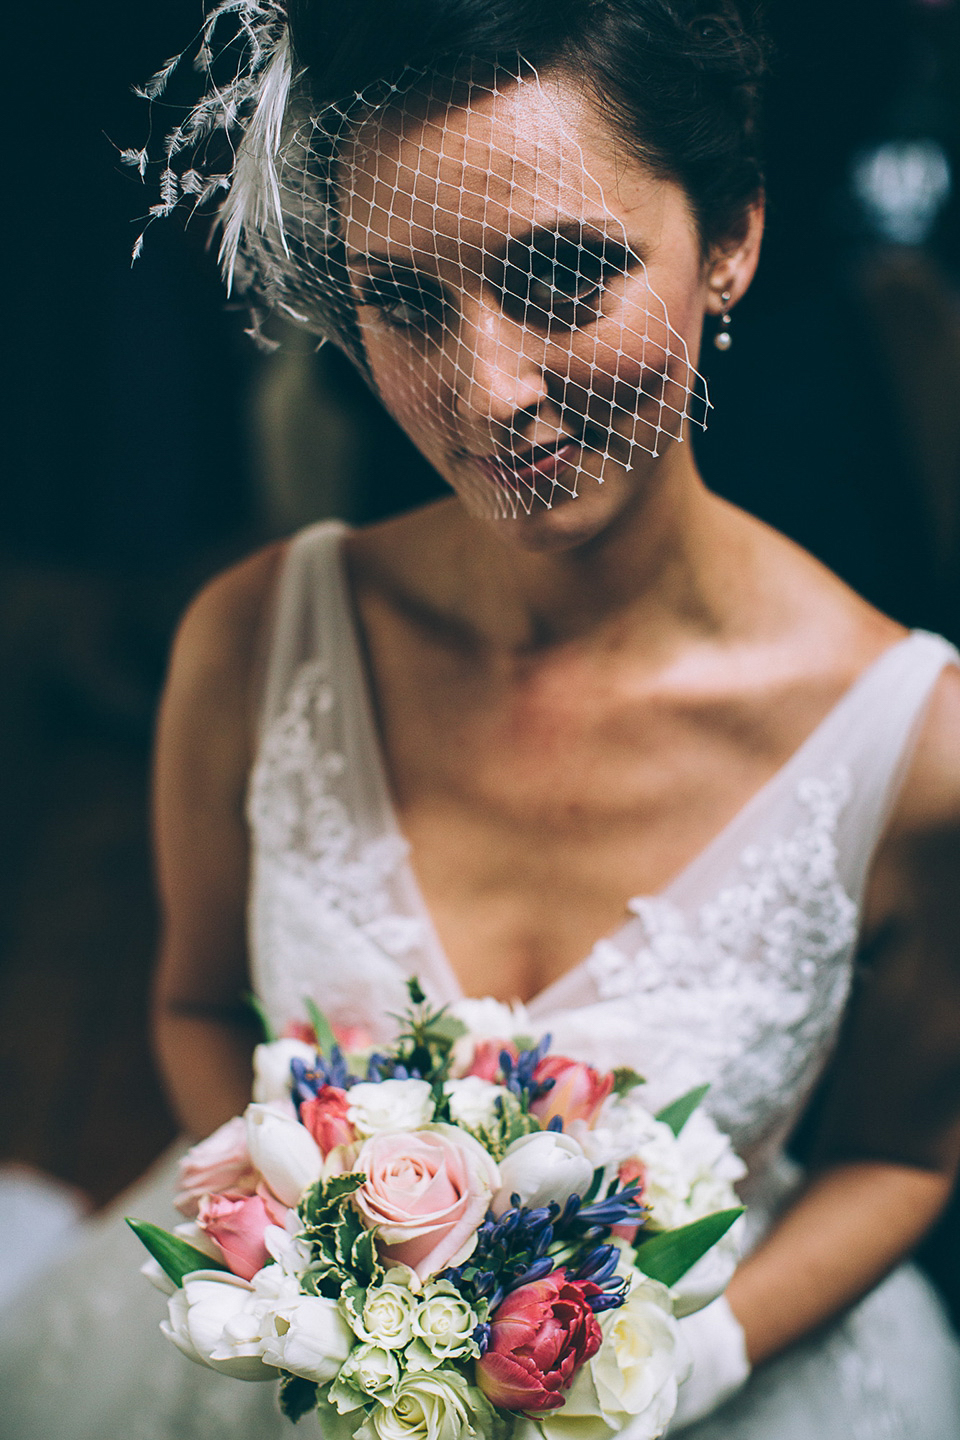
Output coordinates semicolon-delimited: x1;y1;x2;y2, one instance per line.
287;0;770;249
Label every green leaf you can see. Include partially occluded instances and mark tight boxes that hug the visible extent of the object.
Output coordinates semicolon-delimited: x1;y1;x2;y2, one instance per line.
350;1227;381;1285
303;996;339;1059
279;1373;320;1423
655;1084;710;1137
611;1067;646;1098
126;1218;228;1287
423;1013;468;1045
244;991;276;1043
407;976;427;1006
634;1208;743;1287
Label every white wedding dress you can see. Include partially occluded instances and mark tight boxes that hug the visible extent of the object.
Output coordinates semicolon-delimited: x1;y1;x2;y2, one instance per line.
2;519;960;1440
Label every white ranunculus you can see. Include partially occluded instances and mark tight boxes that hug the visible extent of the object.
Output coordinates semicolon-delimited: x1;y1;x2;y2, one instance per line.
252;1038;318;1103
245;1102;324;1207
161;1270;278;1381
571;1094;665;1173
443;1077;512;1133
347;1079;436;1137
448;997;531;1038
259;1293;354;1382
349;1281;419;1349
589;1278;682;1438
675;1110;747;1193
492;1130;594;1217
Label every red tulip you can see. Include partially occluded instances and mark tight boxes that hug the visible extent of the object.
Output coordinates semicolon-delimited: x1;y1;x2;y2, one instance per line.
476;1272;603;1412
530;1056;614;1129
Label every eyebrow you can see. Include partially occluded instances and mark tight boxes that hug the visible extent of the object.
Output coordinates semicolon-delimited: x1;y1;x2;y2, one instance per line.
345;216;632;269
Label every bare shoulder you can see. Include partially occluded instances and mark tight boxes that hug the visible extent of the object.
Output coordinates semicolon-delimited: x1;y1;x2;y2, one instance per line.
157;540;288;798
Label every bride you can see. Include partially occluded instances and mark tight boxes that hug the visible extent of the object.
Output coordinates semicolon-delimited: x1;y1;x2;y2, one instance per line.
3;1;960;1436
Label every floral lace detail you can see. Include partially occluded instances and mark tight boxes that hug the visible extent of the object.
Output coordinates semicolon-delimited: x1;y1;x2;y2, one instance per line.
585;766;858;1156
248;658;425;976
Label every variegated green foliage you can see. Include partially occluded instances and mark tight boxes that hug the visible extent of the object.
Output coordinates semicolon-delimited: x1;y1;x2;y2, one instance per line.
297;1173;383;1299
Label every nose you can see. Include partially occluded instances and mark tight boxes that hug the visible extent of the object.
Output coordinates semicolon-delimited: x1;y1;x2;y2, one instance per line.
452;299;549;429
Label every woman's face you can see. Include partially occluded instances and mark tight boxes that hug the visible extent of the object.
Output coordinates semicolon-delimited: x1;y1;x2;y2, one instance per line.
338;67;718;535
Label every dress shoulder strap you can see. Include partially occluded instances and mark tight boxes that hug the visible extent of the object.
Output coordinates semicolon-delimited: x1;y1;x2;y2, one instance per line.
829;630;959;900
256;520;349;739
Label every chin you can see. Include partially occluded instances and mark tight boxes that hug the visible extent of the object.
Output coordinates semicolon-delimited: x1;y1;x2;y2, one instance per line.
485;476;634;553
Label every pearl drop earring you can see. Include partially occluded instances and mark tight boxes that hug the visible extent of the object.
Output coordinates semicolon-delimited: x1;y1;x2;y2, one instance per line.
714;291;733;351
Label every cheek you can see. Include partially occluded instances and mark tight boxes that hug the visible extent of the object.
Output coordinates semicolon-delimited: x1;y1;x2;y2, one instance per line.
555;272;706;441
363;325;454;450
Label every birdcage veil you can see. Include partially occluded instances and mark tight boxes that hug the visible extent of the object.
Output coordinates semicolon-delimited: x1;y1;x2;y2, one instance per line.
127;0;711;520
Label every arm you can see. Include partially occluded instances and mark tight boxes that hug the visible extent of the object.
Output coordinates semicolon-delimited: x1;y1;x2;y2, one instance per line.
727;665;960;1365
151;544;284;1138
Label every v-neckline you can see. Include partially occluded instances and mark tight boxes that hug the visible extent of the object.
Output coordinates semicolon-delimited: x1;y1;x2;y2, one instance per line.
325;524;915;1014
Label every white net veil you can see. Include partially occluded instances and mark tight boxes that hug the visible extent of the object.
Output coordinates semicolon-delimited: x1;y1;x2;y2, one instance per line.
129;0;711;521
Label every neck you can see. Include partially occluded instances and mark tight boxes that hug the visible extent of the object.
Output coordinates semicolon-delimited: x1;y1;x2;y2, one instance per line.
444;447;742;654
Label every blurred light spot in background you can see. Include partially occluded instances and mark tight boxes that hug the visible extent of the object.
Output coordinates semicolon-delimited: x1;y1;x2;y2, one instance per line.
852;139;953;245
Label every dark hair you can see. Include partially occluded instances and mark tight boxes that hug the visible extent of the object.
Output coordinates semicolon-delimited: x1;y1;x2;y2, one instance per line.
287;0;769;247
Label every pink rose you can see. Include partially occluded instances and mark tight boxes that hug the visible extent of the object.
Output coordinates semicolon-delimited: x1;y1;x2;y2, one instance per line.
477;1272;603;1412
530;1057;614;1130
196;1189;289;1281
175;1117;259;1218
300;1086;356;1155
353;1125;499;1281
465;1039;518;1082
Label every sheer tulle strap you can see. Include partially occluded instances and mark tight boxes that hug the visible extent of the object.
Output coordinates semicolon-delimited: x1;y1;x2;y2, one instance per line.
254;520;348;739
833;630;959;901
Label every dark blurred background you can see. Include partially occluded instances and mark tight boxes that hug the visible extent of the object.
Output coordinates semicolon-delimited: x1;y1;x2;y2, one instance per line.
2;0;959;1316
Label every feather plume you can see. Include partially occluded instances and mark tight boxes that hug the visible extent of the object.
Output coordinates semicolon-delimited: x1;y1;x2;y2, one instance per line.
218;27;293;292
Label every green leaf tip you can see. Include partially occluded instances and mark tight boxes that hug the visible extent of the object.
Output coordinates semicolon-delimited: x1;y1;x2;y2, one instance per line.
634;1207;744;1287
303;996;338;1059
126;1217;228;1287
656;1083;710;1136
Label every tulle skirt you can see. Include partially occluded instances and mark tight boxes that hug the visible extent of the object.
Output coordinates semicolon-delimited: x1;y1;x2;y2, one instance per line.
1;1146;958;1440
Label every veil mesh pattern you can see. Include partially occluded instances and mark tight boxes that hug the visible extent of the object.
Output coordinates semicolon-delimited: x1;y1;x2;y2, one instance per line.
128;1;711;519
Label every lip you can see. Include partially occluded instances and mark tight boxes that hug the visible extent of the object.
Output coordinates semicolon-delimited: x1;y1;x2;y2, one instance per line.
474;439;581;489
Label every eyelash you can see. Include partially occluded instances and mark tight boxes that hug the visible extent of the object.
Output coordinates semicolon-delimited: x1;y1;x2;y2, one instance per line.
361;246;627;332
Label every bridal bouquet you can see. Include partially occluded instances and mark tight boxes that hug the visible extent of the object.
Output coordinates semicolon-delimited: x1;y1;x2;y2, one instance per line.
131;982;745;1440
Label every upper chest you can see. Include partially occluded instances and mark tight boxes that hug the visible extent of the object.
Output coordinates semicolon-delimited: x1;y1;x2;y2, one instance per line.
351;597;869;985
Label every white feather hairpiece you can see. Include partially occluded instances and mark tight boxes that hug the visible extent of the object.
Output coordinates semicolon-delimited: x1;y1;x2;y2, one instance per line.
127;0;293;295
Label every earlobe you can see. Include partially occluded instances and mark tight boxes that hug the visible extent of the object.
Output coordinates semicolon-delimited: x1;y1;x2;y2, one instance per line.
704;196;765;313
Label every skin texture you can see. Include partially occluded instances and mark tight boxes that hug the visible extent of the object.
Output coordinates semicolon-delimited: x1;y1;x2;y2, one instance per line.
152;72;960;1369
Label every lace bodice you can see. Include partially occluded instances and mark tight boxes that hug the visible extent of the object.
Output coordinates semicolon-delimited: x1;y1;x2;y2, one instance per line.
247;521;958;1230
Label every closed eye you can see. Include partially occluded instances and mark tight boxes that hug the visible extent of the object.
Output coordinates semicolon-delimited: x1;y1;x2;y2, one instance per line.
358;271;449;329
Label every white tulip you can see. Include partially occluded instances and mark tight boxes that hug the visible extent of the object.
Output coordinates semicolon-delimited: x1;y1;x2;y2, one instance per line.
161;1270;277;1381
260;1293;354;1382
347;1078;435;1137
252;1039;318;1103
492;1130;594;1217
246;1102;323;1207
